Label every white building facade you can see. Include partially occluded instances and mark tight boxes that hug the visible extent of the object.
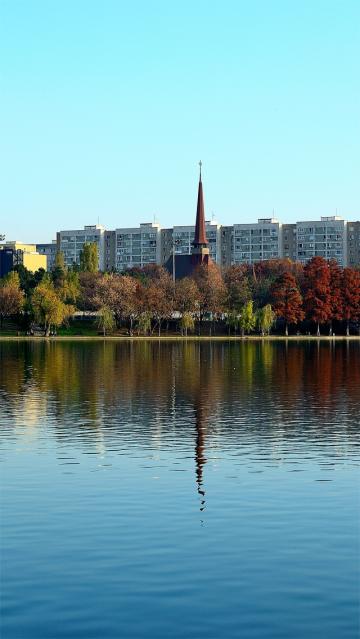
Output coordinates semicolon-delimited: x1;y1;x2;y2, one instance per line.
115;222;162;272
296;216;347;266
54;216;357;271
232;218;282;264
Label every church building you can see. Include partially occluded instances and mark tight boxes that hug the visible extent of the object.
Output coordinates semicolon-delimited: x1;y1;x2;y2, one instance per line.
165;164;211;279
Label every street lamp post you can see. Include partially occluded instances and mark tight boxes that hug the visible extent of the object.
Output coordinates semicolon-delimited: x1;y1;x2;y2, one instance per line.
172;238;181;283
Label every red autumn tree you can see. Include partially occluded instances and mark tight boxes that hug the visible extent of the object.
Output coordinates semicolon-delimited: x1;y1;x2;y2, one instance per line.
303;257;331;335
328;259;343;334
342;268;360;335
270;272;304;335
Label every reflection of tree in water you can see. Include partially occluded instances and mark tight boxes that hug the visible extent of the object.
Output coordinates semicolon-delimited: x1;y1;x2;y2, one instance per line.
1;340;359;458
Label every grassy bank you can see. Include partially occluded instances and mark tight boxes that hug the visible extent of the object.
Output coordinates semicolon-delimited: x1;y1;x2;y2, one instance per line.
1;319;359;341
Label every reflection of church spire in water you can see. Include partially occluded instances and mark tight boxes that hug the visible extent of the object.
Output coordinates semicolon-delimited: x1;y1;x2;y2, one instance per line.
195;405;207;512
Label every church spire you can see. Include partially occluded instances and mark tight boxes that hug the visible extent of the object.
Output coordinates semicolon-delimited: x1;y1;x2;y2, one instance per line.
193;161;208;247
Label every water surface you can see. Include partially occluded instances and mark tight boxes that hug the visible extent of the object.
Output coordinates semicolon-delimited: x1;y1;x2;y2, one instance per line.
1;341;359;638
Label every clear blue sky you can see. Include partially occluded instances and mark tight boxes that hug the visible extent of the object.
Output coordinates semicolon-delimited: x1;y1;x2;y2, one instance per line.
1;0;359;243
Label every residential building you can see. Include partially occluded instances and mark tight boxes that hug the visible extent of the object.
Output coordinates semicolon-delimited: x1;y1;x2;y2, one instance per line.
296;216;347;266
104;231;116;271
160;228;173;265
115;222;161;272
220;226;233;267
0;242;47;272
57;225;106;270
347;222;360;267
52;213;359;273
232;218;282;264
36;241;58;271
281;224;297;261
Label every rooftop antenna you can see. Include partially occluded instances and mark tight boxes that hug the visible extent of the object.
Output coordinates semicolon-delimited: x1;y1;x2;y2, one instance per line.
199;160;202;180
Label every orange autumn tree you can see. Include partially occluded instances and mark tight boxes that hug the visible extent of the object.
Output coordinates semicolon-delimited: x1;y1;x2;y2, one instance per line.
328;259;344;334
342;268;360;335
270;272;304;335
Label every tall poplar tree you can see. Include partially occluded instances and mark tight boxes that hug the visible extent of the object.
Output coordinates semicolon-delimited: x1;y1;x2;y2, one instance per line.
80;242;98;273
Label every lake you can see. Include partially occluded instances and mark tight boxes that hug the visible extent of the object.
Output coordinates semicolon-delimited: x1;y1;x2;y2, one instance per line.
0;340;359;638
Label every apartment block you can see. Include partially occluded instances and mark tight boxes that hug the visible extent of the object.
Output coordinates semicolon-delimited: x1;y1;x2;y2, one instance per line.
36;241;58;271
104;231;116;271
57;225;106;270
281;224;297;261
53;215;359;272
115;222;161;272
347;222;360;267
232;219;282;264
296;216;347;266
220;226;233;267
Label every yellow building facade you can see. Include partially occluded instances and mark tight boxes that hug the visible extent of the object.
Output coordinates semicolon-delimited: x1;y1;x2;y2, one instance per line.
2;242;47;272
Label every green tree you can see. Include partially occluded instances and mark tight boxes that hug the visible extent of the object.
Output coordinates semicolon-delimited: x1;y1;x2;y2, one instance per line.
223;265;252;313
136;311;152;335
238;300;256;336
96;306;115;336
13;264;46;296
256;304;275;336
52;251;67;288
180;311;195;336
31;281;74;336
60;270;80;305
80;242;98;273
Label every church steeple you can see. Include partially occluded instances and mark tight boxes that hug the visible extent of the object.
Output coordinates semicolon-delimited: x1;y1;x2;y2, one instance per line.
193;161;208;248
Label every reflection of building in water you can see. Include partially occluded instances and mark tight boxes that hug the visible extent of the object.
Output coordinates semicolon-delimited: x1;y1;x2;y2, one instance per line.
175;343;224;515
194;404;207;512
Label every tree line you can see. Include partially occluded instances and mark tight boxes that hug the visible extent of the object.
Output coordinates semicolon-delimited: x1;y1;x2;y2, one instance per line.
0;241;359;336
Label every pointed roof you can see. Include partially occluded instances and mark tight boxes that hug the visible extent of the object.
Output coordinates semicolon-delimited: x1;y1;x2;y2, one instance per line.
193;162;208;246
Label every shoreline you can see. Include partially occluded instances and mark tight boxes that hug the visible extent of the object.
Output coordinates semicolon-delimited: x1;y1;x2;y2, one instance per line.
0;335;359;342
